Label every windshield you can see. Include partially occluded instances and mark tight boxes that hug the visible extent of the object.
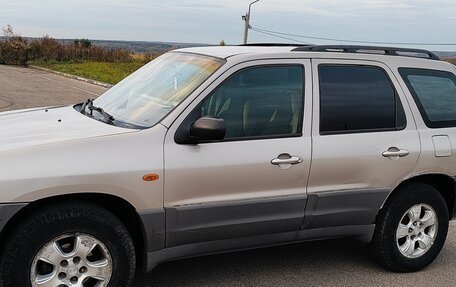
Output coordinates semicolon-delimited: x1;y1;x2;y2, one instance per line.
93;52;225;128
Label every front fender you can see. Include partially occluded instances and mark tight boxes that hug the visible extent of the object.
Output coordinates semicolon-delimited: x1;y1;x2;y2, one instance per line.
0;125;167;210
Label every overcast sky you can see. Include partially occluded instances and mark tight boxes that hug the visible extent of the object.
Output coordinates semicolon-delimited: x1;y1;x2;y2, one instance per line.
1;0;455;51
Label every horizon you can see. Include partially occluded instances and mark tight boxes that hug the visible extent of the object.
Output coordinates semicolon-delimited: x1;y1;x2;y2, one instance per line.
1;0;456;51
2;34;456;54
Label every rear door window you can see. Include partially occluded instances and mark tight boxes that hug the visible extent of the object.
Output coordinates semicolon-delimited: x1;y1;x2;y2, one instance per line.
319;65;406;135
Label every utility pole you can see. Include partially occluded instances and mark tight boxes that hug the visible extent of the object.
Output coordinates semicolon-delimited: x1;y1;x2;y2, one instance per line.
242;0;260;44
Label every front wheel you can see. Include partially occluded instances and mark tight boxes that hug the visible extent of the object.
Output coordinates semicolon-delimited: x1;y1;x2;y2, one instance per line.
370;182;449;272
0;202;136;287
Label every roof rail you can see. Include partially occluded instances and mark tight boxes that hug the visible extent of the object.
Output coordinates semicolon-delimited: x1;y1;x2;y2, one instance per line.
292;45;440;60
239;43;310;47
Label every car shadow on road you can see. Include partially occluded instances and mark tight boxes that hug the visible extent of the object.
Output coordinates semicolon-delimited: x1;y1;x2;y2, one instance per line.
132;238;388;287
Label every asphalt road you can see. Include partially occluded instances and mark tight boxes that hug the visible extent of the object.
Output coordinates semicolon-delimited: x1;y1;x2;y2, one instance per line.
1;65;456;286
0;65;106;112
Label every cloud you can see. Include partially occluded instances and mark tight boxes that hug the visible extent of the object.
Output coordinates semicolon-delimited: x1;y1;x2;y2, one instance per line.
0;0;455;50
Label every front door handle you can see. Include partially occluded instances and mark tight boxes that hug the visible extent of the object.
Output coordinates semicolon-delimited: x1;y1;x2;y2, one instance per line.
382;147;410;159
271;153;303;169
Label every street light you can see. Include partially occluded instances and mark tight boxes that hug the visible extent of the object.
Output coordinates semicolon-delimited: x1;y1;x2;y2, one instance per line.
243;0;260;44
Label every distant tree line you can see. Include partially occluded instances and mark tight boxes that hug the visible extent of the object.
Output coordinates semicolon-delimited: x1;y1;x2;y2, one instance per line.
0;25;159;65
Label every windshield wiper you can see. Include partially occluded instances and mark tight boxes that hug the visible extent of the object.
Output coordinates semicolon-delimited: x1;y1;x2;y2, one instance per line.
80;99;115;125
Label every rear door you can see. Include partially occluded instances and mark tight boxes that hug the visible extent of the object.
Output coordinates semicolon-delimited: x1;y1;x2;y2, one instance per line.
303;59;421;233
164;59;312;247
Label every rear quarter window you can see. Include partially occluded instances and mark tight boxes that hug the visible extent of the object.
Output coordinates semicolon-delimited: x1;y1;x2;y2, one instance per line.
399;68;456;128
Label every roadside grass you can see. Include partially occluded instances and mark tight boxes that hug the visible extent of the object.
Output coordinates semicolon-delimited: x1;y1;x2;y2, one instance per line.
29;57;456;86
30;60;146;85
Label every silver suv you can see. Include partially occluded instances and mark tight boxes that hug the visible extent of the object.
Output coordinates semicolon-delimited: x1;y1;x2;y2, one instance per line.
1;45;456;287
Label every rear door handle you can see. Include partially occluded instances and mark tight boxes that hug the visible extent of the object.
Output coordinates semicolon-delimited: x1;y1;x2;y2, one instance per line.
382;147;410;158
271;154;303;169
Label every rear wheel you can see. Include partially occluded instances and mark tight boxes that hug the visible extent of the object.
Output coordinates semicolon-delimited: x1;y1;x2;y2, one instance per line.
0;202;136;287
371;182;449;272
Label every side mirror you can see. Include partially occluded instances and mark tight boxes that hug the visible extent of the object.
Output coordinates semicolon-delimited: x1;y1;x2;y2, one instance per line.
190;117;226;142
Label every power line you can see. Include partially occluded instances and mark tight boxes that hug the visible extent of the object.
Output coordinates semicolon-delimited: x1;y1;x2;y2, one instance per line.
249;27;310;44
250;26;456;46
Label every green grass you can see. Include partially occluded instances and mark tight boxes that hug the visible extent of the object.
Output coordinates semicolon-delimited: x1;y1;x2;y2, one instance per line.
32;58;455;85
445;58;456;65
30;60;146;85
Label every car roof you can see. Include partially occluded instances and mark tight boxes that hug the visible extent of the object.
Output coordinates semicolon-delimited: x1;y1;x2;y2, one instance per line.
176;46;296;59
175;45;443;63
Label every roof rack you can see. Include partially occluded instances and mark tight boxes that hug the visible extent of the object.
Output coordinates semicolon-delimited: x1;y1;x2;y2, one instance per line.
239;43;310;47
292;45;440;60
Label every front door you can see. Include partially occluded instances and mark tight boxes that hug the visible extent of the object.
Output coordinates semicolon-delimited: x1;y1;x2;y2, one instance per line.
164;60;312;247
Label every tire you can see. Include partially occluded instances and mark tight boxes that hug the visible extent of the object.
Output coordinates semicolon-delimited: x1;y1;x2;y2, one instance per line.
0;202;136;287
370;182;449;272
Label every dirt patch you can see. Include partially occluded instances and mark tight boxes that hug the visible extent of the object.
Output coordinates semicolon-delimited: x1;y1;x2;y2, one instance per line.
0;97;13;111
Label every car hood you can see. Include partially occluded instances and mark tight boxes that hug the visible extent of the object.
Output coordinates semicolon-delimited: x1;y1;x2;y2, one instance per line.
0;105;137;152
